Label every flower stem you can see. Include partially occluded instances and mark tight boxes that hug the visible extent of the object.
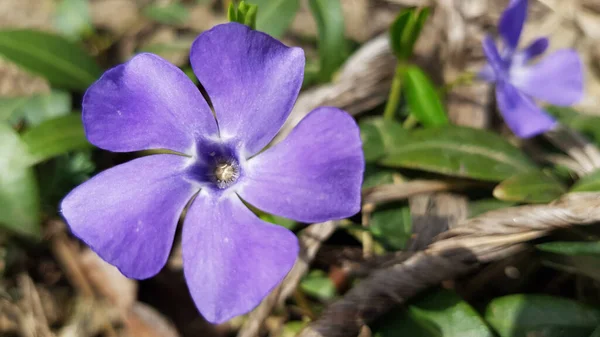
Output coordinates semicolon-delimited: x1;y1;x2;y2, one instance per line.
382;64;405;122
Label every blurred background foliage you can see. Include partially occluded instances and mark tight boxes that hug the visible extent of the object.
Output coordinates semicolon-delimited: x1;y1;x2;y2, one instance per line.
2;0;600;337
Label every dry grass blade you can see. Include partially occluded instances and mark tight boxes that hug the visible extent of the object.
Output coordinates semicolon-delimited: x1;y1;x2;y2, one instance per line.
298;192;600;337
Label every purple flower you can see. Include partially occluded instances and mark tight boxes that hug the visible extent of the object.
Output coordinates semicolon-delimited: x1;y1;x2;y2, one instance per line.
479;0;584;138
60;23;364;323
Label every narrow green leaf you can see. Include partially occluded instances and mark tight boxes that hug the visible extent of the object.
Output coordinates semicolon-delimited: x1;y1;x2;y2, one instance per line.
493;170;566;203
21;114;91;165
252;0;299;37
362;165;396;189
403;66;448;127
546;106;600;145
380;125;535;181
571;169;600;192
0;30;102;91
0;124;40;237
360;117;408;163
485;295;600;337
309;0;348;82
468;199;515;218
54;0;94;40
143;3;189;25
537;241;600;256
374;289;494;337
370;203;412;251
389;7;430;60
300;270;337;300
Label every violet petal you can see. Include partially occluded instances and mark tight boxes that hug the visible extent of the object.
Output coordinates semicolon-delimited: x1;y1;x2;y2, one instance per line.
499;0;527;51
61;154;197;279
189;23;304;157
83;53;217;155
518;37;549;63
511;49;584;106
238;107;364;223
495;80;557;138
182;192;298;324
482;36;506;78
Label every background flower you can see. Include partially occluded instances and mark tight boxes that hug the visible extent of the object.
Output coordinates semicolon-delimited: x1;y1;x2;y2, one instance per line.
479;0;584;138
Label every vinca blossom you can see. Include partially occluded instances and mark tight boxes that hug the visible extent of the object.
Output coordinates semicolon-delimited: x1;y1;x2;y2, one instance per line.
61;23;364;323
479;0;583;138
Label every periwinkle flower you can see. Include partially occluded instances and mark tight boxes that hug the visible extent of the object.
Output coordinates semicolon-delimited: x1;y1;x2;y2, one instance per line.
479;0;584;138
60;23;364;323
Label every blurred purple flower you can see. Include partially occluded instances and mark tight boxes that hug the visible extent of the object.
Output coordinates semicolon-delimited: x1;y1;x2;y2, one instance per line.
60;23;364;323
479;0;583;138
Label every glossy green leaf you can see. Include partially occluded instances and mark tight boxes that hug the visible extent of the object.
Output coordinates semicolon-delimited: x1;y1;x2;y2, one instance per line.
300;270;337;301
370;203;412;251
485;295;600;337
0;124;40;237
0;30;101;91
403;66;448;127
468;199;515;218
373;289;494;337
493;170;566;203
143;3;189;25
21;114;90;166
360;117;408;163
309;0;348;82
362;165;396;189
541;253;600;281
571;169;600;192
537;241;600;256
546;106;600;145
380;125;535;181
252;0;299;37
9;90;71;126
54;0;93;40
389;7;430;60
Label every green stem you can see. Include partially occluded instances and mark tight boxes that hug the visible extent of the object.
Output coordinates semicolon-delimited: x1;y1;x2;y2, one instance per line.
383;64;405;122
402;114;418;129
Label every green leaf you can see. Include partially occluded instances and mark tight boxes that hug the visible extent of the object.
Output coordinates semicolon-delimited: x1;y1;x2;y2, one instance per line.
9;90;71;126
0;124;40;237
300;270;337;301
228;1;259;30
373;289;494;337
362;165;396;189
485;294;600;337
389;7;430;60
468;199;515;218
143;3;189;25
21;114;91;165
259;212;297;231
0;30;102;91
281;321;308;337
252;0;299;37
309;0;349;82
571;169;600;192
370;203;412;251
537;241;600;256
403;66;448;127
493;170;566;203
360;117;408;163
54;0;94;40
0;96;29;121
380;125;536;181
546;106;600;145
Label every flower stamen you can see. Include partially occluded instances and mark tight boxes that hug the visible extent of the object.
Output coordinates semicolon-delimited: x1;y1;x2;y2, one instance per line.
213;160;239;188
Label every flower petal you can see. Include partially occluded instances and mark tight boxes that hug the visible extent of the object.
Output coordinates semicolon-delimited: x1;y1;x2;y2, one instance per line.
482;36;507;78
61;154;197;279
182;192;298;324
495;80;556;138
499;0;527;51
83;53;218;154
511;49;584;106
520;37;549;62
238;107;364;223
189;23;304;157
